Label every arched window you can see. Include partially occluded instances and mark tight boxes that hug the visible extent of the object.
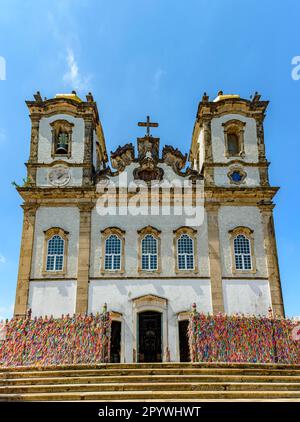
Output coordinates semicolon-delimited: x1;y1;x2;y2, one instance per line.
227;133;240;156
50;120;74;157
174;227;197;273
46;235;65;271
233;234;252;270
55;131;70;155
141;235;158;271
104;234;121;270
177;234;194;270
101;227;125;273
222;119;246;158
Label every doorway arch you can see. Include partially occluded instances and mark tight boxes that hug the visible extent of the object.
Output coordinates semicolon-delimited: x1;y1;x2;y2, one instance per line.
132;294;168;362
138;311;162;362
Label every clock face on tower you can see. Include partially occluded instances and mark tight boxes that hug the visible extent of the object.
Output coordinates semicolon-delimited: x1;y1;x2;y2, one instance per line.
48;166;71;186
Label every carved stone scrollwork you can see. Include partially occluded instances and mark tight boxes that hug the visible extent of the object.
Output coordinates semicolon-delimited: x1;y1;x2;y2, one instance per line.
137;136;159;162
133;136;164;183
110;143;135;171
133;156;164;182
162;145;187;172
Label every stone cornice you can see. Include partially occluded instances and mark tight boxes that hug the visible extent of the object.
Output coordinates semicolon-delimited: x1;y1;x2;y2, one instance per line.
26;161;92;168
203;161;270;168
17;185;279;207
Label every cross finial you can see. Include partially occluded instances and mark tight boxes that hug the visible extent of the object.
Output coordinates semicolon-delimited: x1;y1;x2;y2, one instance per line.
138;115;159;137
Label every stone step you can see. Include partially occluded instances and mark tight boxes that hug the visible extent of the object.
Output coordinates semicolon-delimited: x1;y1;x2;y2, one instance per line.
2;374;300;386
1;382;300;395
2;367;300;379
1;390;300;401
1;362;300;372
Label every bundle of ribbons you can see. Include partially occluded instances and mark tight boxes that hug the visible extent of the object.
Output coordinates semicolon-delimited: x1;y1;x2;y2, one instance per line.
0;310;111;367
188;309;300;364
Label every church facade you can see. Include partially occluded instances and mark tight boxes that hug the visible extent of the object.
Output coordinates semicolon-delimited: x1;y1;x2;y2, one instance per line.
14;90;285;362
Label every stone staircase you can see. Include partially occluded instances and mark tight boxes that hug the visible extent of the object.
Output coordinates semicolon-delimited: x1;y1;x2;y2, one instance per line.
0;362;300;401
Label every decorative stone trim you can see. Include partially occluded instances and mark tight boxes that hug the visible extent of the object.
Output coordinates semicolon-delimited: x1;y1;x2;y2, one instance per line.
222;119;246;158
173;226;198;274
132;294;168;362
227;166;247;185
42;227;69;277
100;227;125;275
137;225;161;274
229;226;256;274
50;119;74;159
177;310;190;321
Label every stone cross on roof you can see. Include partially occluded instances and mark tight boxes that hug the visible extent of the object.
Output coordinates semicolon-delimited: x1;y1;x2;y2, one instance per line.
138;115;159;137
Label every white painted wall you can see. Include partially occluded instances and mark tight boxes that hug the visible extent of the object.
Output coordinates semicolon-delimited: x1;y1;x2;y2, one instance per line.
28;280;76;318
36;167;83;187
38;114;85;163
214;166;260;187
90;209;209;278
223;279;271;316
31;207;80;278
211;114;258;163
89;278;212;362
218;206;267;278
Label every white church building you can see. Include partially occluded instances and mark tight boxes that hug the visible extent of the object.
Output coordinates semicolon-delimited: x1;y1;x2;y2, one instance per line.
14;90;285;362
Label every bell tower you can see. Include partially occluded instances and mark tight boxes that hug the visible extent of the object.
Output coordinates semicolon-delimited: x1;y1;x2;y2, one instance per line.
189;91;269;188
25;91;108;188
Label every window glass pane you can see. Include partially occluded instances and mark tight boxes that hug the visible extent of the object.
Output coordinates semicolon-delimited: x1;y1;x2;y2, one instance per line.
142;235;157;253
142;255;149;270
46;256;55;271
105;255;112;270
228;133;239;155
113;255;121;270
234;234;252;270
104;234;121;271
177;234;194;270
186;254;194;269
46;235;64;272
150;254;157;270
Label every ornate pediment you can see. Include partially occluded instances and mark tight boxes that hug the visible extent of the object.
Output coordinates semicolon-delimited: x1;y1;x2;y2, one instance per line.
133;135;164;182
162;145;187;172
110;143;135;171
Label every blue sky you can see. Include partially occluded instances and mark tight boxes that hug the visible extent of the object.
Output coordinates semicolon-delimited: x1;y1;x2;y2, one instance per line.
0;0;299;319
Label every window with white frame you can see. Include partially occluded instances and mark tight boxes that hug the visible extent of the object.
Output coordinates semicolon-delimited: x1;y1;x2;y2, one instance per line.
104;234;121;270
177;234;194;270
46;235;65;271
234;234;252;270
141;234;158;271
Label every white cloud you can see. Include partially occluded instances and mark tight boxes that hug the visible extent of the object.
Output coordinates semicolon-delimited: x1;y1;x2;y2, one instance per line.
0;254;6;264
152;68;166;92
63;48;91;92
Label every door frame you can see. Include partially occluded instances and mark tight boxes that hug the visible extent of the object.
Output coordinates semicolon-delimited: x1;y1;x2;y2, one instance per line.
132;294;168;363
109;311;125;363
137;310;162;363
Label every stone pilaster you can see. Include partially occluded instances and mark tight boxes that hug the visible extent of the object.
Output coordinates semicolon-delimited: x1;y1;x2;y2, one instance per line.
29;116;40;162
14;204;38;318
206;203;224;313
256;118;266;161
259;204;285;317
27;116;40;185
75;203;93;314
82;117;94;186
